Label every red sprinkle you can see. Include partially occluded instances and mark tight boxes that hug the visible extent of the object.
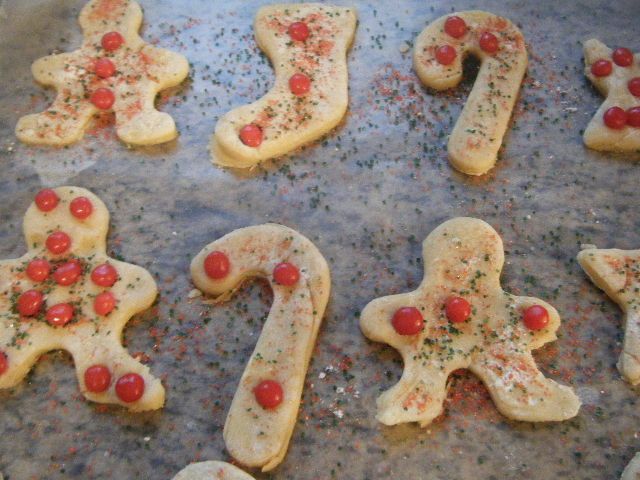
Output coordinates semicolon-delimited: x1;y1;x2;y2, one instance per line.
94;291;116;316
629;77;640;97
70;196;93;219
26;258;51;282
445;297;471;324
612;47;633;67
84;365;111;393
53;260;83;286
101;31;124;51
435;45;457;65
289;73;311;96
523;305;549;331
35;189;59;212
391;307;424;335
479;32;499;54
288;22;310;42
46;303;74;327
115;373;145;402
591;59;613;77
0;352;8;376
273;262;300;286
444;16;467;39
603;106;628;129
253;379;283;409
90;88;115;110
46;231;72;255
91;263;118;287
94;58;116;78
204;251;230;279
627;106;640;128
239;124;263;147
17;290;44;317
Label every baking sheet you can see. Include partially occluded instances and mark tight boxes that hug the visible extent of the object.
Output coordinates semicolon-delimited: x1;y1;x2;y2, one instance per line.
1;0;640;478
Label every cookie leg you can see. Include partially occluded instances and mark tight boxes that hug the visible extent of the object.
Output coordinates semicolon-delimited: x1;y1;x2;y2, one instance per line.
619;311;640;385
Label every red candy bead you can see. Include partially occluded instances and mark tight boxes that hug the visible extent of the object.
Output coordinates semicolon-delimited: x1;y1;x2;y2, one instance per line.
26;258;50;282
70;196;93;220
91;263;118;287
288;22;309;42
85;365;111;393
391;307;424;335
479;32;499;54
90;88;115;110
591;59;612;77
445;296;471;324
629;78;640;97
435;45;457;65
53;260;82;286
115;373;145;402
94;58;116;78
239;124;263;147
46;231;71;255
0;352;8;376
94;291;116;316
35;189;59;212
17;290;44;317
273;262;300;286
289;73;311;96
253;379;283;409
612;47;633;67
46;303;74;327
444;15;467;39
603;106;628;129
101;31;124;51
204;251;230;279
523;305;549;330
627;107;640;128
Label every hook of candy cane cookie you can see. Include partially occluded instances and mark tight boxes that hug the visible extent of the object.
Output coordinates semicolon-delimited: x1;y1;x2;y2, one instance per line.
210;3;357;168
413;11;528;175
0;187;164;411
360;217;580;426
172;461;255;480
191;224;331;471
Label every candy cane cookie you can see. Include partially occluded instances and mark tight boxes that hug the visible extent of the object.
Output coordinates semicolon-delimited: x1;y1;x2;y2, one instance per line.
172;461;255;480
577;246;640;385
16;0;189;146
191;224;330;471
211;4;357;168
413;11;528;175
583;40;640;151
360;218;580;426
0;187;163;411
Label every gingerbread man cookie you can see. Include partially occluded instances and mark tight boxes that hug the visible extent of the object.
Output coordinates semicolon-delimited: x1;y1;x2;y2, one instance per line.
211;3;357;168
577;246;640;385
583;39;640;151
360;217;580;426
413;11;528;175
172;461;255;480
16;0;189;147
191;224;330;471
0;187;163;411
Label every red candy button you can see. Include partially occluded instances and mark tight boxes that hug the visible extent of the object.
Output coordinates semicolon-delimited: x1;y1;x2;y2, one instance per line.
94;291;116;316
91;263;118;287
523;305;549;331
90;88;115;110
115;373;145;402
46;303;74;327
603;106;628;129
35;189;59;212
101;31;124;51
289;73;311;96
95;58;116;78
391;307;424;335
273;262;300;286
0;352;8;376
288;22;309;42
591;59;612;77
612;47;633;67
435;45;456;65
70;196;93;219
629;78;640;97
444;16;467;39
204;251;230;279
627;107;640;128
26;258;50;282
479;32;499;54
85;365;111;393
46;231;71;255
254;379;283;409
53;260;82;286
17;290;44;317
445;296;471;324
239;124;262;147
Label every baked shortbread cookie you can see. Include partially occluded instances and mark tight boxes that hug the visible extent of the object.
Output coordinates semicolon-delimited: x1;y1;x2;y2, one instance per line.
172;461;255;480
0;187;163;411
413;11;528;175
360;217;580;426
211;4;357;168
16;0;189;146
583;39;640;151
622;453;640;480
191;224;331;471
577;246;640;385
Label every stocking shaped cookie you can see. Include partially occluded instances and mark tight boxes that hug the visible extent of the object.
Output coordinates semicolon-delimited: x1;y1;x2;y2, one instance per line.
360;217;580;426
413;11;528;175
211;3;357;168
173;461;255;480
191;224;330;471
0;187;163;411
583;39;640;151
15;0;189;146
577;247;640;385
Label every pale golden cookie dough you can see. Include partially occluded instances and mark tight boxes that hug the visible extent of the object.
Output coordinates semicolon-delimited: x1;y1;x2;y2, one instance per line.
172;461;255;480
